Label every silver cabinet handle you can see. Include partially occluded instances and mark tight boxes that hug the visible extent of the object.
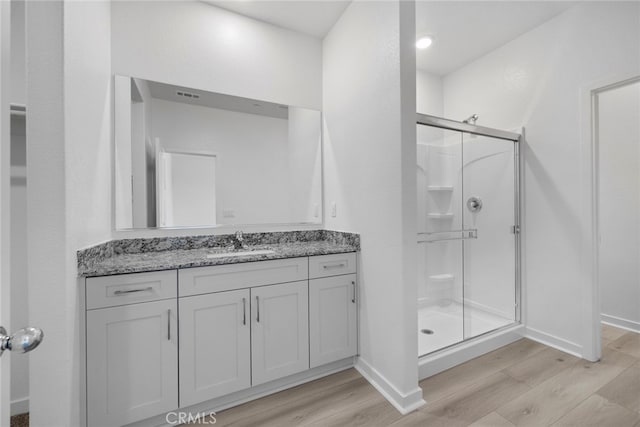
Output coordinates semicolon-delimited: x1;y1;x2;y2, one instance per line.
242;298;246;326
114;286;153;295
167;309;171;341
351;281;356;303
256;296;260;323
323;263;345;270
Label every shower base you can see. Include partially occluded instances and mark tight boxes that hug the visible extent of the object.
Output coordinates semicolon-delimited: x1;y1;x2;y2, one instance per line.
418;302;513;357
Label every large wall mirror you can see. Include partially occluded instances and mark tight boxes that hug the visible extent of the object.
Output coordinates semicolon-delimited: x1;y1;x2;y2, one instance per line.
114;76;323;230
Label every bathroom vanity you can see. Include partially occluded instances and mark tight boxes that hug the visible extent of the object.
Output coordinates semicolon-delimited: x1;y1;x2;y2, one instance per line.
78;231;359;427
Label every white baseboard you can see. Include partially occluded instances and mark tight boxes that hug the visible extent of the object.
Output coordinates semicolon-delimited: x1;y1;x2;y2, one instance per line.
11;397;28;416
355;358;425;415
524;326;583;358
602;314;640;334
419;323;524;381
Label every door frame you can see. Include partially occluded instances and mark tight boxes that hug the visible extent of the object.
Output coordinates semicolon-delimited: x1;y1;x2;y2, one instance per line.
0;0;11;424
580;72;640;362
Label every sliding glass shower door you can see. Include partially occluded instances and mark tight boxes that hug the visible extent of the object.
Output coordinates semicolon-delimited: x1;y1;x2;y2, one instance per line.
417;116;519;357
461;133;517;339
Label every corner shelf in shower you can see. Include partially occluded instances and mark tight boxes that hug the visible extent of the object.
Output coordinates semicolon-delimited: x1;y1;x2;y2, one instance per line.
427;186;454;192
427;213;454;219
429;274;454;282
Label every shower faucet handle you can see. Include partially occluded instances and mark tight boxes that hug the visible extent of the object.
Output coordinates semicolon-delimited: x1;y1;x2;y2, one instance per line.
467;197;483;213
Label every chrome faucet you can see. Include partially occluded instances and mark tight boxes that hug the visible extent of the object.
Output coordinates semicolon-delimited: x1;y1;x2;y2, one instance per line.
233;230;246;250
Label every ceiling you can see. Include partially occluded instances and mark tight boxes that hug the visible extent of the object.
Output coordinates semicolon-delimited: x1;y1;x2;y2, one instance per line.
201;1;576;76
202;0;351;38
416;1;577;76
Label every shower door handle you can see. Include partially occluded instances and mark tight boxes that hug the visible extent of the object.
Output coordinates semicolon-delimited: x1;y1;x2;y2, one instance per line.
417;229;478;243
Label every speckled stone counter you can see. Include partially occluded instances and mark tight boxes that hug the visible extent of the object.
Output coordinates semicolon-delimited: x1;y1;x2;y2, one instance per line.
77;230;359;277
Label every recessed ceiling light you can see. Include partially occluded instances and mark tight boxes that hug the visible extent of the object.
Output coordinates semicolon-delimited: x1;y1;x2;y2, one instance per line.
416;36;433;50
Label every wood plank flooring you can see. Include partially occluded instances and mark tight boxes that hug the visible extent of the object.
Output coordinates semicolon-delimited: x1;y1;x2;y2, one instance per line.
197;324;640;426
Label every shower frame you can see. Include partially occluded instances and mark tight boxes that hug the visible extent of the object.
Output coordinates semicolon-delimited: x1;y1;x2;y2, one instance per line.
416;112;523;359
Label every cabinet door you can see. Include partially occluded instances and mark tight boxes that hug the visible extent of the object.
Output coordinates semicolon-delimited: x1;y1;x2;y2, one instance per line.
179;289;251;407
251;281;309;386
309;274;357;368
87;299;177;427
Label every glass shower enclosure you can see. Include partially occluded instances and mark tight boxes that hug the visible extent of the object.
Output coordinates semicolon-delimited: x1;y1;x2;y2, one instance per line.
416;114;521;357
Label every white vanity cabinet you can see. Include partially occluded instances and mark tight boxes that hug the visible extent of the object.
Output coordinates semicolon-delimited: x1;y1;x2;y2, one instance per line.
308;253;358;368
84;252;357;426
85;271;178;427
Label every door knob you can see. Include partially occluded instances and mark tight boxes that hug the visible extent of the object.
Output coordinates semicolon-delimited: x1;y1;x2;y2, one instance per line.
0;326;44;356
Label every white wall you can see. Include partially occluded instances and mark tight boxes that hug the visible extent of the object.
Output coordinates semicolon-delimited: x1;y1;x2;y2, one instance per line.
442;2;640;355
416;70;443;116
111;1;322;110
0;3;10;423
114;75;133;229
598;80;640;331
26;3;68;425
27;1;112;425
323;0;423;413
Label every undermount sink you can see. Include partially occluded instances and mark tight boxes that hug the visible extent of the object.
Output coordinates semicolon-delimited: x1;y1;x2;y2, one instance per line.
206;249;275;259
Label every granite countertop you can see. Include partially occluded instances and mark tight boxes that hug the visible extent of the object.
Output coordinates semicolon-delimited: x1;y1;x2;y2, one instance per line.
78;230;359;277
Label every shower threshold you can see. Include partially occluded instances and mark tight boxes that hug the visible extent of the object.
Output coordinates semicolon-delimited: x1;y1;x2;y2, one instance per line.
418;322;523;380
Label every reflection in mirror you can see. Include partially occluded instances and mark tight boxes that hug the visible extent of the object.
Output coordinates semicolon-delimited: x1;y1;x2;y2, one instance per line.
114;76;323;230
158;151;217;227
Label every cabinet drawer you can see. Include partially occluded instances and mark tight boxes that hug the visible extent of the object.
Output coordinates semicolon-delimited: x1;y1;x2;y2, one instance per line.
86;270;177;310
179;257;309;297
309;253;356;279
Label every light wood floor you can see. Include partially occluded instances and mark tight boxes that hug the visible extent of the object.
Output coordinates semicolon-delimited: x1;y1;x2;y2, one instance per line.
202;325;640;427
